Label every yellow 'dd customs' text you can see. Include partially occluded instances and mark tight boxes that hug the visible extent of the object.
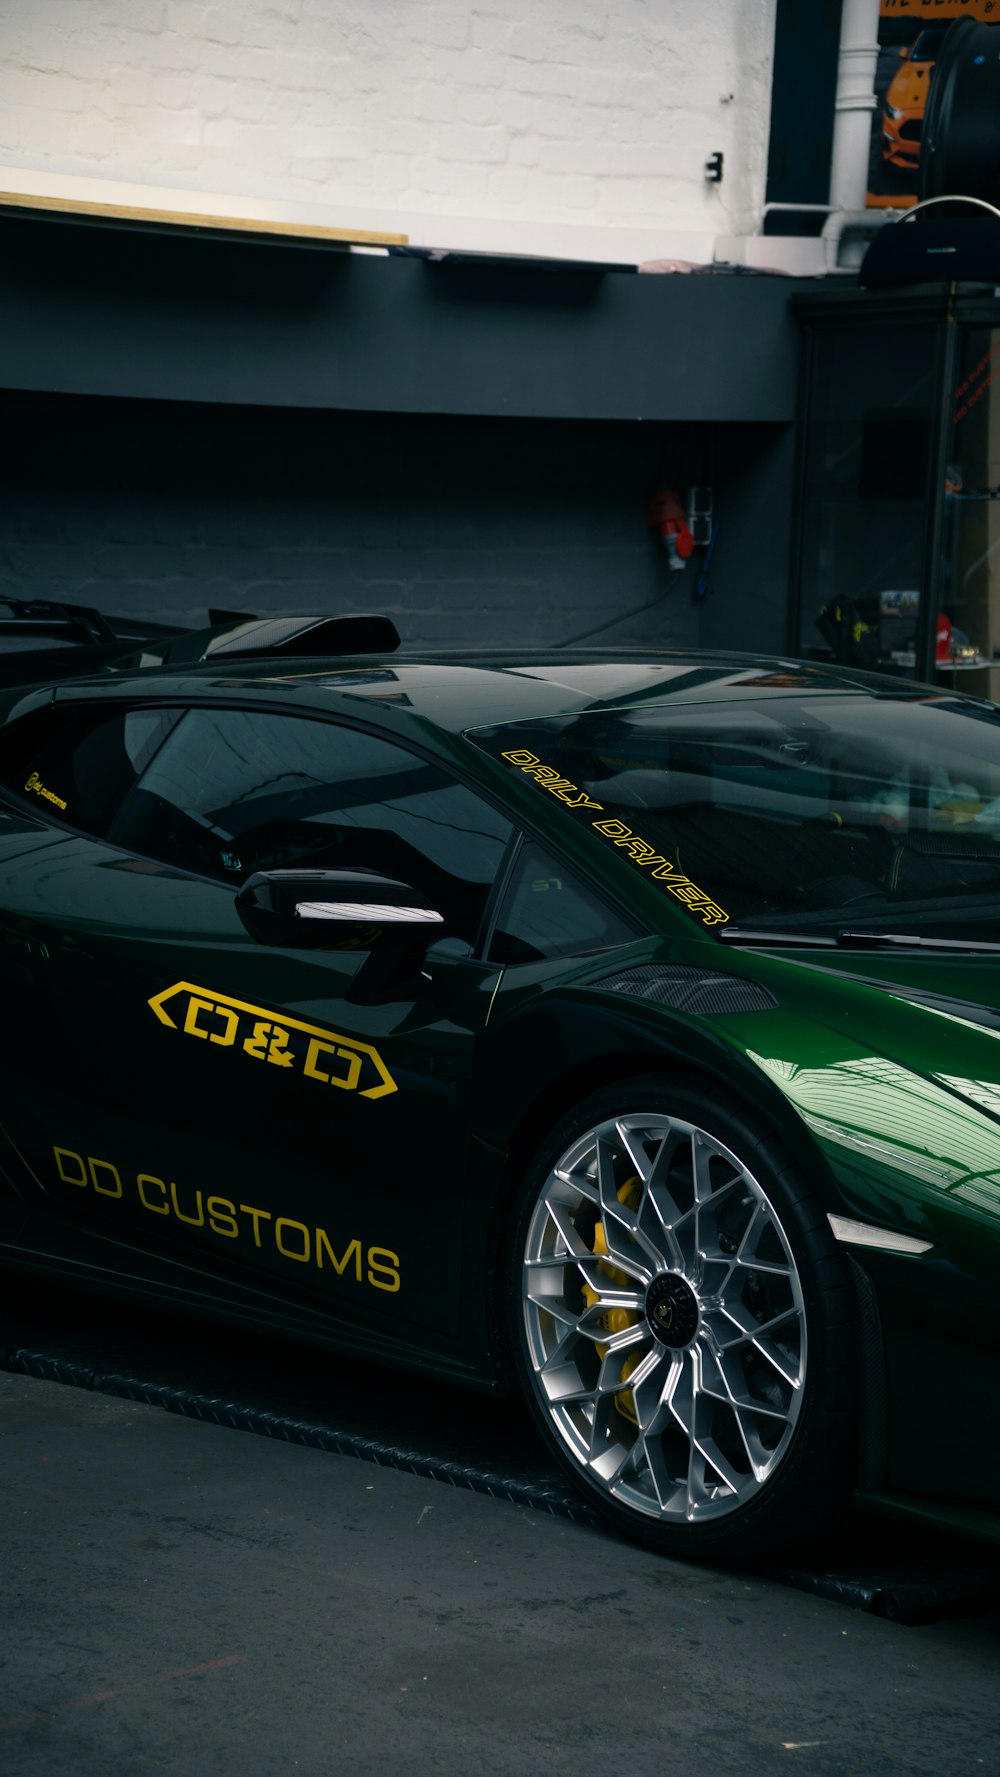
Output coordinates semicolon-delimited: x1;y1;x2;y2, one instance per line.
52;1145;401;1292
500;748;728;927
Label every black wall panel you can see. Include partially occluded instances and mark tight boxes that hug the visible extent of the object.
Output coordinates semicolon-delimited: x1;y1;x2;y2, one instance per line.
0;216;806;423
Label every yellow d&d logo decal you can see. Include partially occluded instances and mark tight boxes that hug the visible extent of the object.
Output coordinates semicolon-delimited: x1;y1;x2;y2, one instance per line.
148;982;397;1100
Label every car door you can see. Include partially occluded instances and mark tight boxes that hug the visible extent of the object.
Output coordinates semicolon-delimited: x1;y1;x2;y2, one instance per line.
0;698;514;1339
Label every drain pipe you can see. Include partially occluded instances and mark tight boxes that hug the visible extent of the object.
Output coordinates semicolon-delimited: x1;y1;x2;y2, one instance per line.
822;0;886;271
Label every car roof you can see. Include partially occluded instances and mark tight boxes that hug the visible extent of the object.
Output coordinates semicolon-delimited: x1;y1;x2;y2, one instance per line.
44;647;934;734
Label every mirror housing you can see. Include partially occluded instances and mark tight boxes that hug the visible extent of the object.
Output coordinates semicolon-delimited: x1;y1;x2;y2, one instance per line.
235;868;445;952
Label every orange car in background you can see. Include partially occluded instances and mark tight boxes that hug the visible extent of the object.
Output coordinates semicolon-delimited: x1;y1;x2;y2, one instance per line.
881;26;947;167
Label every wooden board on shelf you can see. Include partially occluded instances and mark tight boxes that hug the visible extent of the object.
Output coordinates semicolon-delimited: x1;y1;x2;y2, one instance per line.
0;189;408;249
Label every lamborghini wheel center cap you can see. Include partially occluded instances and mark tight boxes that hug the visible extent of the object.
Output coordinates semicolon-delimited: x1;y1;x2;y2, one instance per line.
645;1272;699;1349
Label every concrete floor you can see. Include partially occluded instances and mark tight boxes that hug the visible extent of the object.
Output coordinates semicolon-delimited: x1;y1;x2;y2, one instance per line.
2;1370;999;1777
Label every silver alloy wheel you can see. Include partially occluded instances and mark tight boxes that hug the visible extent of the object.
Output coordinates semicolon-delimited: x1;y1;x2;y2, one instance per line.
521;1110;808;1526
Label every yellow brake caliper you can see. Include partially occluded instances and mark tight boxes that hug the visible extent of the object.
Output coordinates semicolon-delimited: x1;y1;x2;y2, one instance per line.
581;1177;643;1426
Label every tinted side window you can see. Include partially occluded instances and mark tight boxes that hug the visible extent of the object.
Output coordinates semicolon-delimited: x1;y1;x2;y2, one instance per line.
0;704;182;836
109;708;514;945
489;839;638;963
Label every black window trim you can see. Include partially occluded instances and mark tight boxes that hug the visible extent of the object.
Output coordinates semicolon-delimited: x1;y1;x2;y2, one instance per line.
480;828;644;968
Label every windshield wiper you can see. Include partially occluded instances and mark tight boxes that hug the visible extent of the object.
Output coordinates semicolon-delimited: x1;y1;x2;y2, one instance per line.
718;926;1000;954
838;931;1000;954
716;928;838;948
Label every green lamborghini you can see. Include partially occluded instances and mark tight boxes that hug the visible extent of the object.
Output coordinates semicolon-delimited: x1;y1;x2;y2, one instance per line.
0;630;998;1559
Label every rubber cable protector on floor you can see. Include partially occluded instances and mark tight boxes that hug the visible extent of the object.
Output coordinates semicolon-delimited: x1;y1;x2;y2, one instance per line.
5;1346;597;1524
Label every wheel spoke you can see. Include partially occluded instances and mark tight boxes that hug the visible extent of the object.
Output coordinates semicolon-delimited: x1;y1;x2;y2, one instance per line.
541;1197;596;1262
738;1198;794;1276
580;1308;648;1354
687;1434;747;1511
638;1180;687;1272
695;1341;794;1485
707;1299;800;1351
691;1131;718;1205
594;1135;658;1280
554;1162;598;1205
746;1333;804;1392
614;1118;656;1185
573;1267;645;1314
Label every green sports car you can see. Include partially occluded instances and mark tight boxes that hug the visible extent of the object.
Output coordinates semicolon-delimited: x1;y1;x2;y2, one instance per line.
1;635;999;1560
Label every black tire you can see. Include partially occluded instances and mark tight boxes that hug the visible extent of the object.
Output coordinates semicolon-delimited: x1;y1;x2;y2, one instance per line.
506;1075;857;1561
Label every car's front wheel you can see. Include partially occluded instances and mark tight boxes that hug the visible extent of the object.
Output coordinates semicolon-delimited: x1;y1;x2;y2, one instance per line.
507;1077;856;1560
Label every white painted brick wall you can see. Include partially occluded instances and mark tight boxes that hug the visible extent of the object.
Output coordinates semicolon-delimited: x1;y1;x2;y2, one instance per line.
0;1;778;263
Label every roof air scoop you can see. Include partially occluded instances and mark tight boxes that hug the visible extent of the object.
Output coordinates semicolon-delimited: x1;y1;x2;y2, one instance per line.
204;614;401;659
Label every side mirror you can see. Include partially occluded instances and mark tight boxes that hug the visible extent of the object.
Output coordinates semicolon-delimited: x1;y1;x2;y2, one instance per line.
235;868;445;951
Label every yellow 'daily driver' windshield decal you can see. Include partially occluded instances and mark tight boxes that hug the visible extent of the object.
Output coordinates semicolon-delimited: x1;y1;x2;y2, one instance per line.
500;747;729;927
148;982;397;1099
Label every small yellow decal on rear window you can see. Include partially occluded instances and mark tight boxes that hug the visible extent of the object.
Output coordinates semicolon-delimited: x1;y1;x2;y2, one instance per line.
148;982;397;1099
24;771;68;811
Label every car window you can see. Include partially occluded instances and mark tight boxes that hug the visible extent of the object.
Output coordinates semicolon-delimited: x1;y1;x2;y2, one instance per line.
472;693;1000;941
108;707;514;947
0;703;182;836
488;838;638;964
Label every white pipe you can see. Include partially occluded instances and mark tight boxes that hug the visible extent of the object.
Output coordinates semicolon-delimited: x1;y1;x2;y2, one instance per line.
821;207;891;272
829;0;882;217
762;203;834;215
819;0;885;269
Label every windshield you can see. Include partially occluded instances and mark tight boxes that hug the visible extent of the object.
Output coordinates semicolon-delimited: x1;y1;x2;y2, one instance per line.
471;691;1000;944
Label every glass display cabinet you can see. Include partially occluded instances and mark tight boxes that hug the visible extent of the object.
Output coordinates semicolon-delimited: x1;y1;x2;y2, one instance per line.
791;284;1000;693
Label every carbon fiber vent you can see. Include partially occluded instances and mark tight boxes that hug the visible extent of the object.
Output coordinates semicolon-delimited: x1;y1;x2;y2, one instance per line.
595;965;778;1016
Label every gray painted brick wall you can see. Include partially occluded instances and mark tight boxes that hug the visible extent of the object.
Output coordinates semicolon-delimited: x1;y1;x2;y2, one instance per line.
2;393;794;656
